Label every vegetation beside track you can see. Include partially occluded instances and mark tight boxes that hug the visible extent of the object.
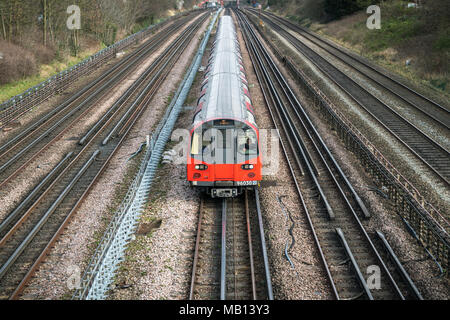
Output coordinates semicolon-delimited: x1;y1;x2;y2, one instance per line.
0;0;200;103
261;0;449;96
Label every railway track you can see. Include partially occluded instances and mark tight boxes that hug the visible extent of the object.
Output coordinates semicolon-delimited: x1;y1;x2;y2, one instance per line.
245;9;450;186
236;9;423;300
0;11;199;189
0;11;209;300
189;189;273;300
251;9;450;130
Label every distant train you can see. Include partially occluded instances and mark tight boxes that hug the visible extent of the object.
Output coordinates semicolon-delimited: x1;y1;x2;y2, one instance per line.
187;15;262;198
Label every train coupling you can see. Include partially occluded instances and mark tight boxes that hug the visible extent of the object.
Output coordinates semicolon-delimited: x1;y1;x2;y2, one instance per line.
211;188;238;198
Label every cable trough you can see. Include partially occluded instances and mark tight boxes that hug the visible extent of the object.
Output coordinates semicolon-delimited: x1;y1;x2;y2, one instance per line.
241;9;449;278
236;9;423;299
71;9;220;300
247;9;450;185
0;10;209;300
0;12;199;189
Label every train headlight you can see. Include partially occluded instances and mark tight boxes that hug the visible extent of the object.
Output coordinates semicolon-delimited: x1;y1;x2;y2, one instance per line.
241;164;254;170
195;164;208;170
193;173;201;179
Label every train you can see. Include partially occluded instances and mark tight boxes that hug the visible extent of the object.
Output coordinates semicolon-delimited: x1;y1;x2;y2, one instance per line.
187;15;262;198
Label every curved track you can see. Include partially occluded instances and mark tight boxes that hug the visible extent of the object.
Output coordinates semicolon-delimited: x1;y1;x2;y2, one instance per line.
0;13;200;189
246;9;450;185
0;11;209;300
252;9;450;129
237;9;423;300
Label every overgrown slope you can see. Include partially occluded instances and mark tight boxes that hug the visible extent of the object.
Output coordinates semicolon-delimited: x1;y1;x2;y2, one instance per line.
264;0;449;95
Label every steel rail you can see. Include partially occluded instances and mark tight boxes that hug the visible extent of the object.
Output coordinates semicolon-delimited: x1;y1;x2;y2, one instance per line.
190;191;272;300
375;230;423;300
249;18;372;220
0;150;99;279
189;198;204;300
220;198;227;300
0;17;179;151
0;14;206;247
252;9;450;129
0;152;72;235
254;188;274;300
101;20;198;145
0;15;196;189
249;10;450;185
0;16;187;156
245;189;257;299
238;12;336;221
0;13;208;299
237;9;420;299
335;228;374;300
0;11;193;129
255;11;448;274
236;9;339;299
240;10;403;299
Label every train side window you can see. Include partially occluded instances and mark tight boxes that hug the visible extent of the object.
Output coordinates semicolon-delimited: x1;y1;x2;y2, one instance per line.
243;95;252;106
197;94;205;106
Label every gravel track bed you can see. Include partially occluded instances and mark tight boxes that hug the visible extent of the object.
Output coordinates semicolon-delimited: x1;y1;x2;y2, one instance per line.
265;27;449;215
0;22;178;222
0;20;175;145
282;27;449;149
233;12;332;299
17;15;206;300
255;21;449;299
76;16;210;300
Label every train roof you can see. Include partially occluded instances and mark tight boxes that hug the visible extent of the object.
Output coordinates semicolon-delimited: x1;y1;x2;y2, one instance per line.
192;16;256;129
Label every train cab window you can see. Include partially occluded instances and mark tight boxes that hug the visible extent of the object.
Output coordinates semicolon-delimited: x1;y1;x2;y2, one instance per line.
190;131;201;155
191;130;213;155
237;129;258;156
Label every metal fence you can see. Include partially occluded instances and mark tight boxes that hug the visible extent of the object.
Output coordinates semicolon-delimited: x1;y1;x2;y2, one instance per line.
254;21;449;275
0;12;190;129
72;8;221;300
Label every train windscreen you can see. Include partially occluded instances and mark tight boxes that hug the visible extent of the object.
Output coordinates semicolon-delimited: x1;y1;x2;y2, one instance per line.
191;124;258;164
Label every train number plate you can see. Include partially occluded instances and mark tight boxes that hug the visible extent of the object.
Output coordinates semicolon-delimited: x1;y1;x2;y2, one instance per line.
236;181;258;186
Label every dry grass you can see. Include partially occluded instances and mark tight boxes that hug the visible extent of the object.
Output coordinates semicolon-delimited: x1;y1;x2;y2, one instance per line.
310;9;450;97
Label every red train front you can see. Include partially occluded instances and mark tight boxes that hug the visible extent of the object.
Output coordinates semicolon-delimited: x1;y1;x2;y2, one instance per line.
187;15;261;197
